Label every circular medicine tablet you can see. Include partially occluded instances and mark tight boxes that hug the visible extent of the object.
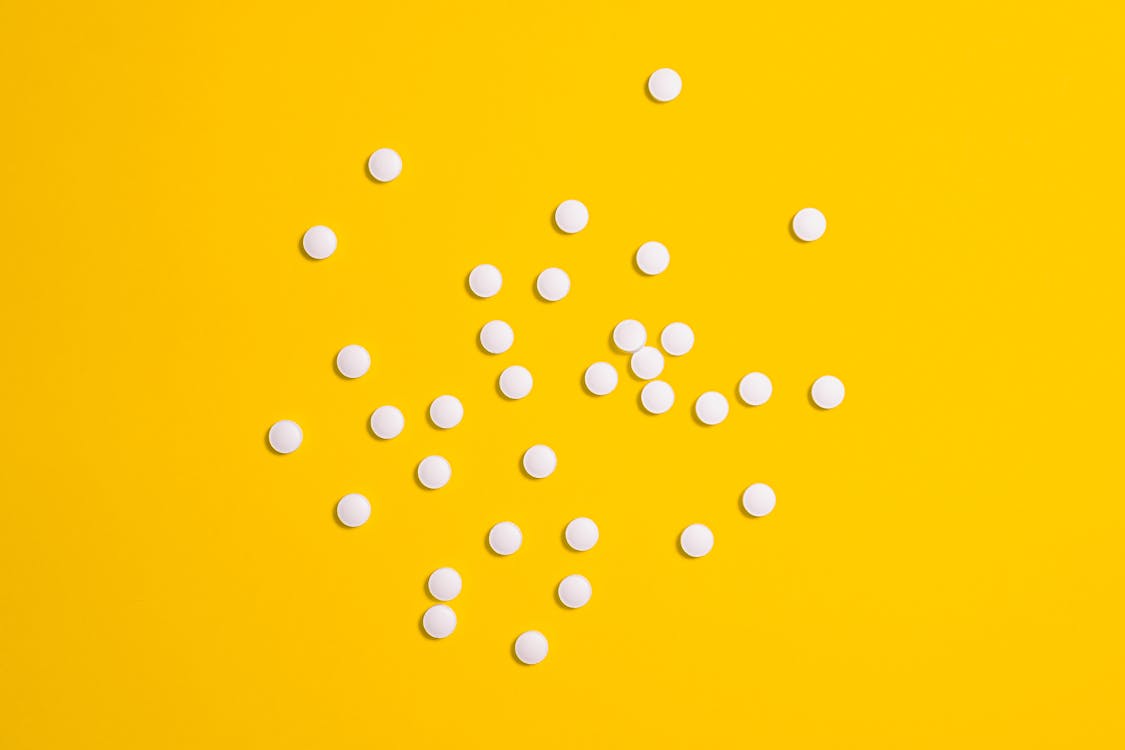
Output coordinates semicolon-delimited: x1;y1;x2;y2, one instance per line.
499;365;533;399
640;380;675;414
422;604;456;639
367;147;403;182
694;391;729;426
336;344;371;379
660;322;694;356
584;362;618;396
635;241;670;275
742;483;777;517
536;268;571;302
630;346;664;380
554;200;589;234
680;523;714;558
811;375;846;409
565;517;599;552
612;319;647;353
417;455;452;490
427;567;463;602
514;630;548;665
522;444;557;479
557;574;592;609
429;395;464;429
369;405;405;440
647;68;682;102
336;493;371;528
479;320;514;354
792;207;827;242
738;372;773;406
488;522;523;556
468;264;503;298
268;420;303;454
301;225;336;260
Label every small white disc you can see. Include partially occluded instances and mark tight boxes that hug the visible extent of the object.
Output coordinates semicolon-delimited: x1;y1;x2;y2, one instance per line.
422;604;457;639
499;365;534;399
742;483;777;517
647;68;682;102
301;225;337;260
811;375;846;409
536;268;571;302
612;319;647;353
738;372;773;406
694;391;729;426
660;322;694;356
429;395;464;429
680;523;714;558
268;420;303;454
514;630;549;665
367;148;403;182
583;362;618;396
488;521;523;556
522;444;557;479
792;207;827;242
557;574;592;609
336;493;371;528
640;380;675;414
565;517;599;551
630;346;664;380
635;241;670;275
417;455;452;490
468;264;503;298
554;200;589;234
427;567;463;602
336;344;371;379
369;406;405;440
479;320;514;354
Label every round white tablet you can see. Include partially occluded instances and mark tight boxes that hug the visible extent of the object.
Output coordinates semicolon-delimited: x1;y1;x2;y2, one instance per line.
635;241;670;275
612;319;647;353
468;264;503;298
694;391;729;425
429;395;464;429
522;444;557;479
498;365;533;399
738;372;773;406
742;483;776;517
369;406;405;440
557;574;592;609
336;344;371;379
514;630;548;665
640;380;675;414
479;320;514;354
268;420;302;454
660;322;694;356
565;517;599;551
301;225;336;260
417;455;452;489
630;346;664;380
367;147;402;182
680;523;714;558
427;567;462;602
336;493;371;528
648;68;682;102
554;200;589;234
583;362;618;396
811;375;846;409
536;267;571;302
792;207;827;242
488;521;523;556
422;604;456;639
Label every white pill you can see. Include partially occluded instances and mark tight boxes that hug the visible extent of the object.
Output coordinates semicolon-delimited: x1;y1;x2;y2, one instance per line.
738;372;773;406
427;567;463;602
680;523;714;558
367;147;403;182
694;391;729;425
522;444;557;479
417;455;452;489
792;207;827;242
557;574;592;609
565;517;599;551
336;493;371;528
479;320;514;354
422;604;456;639
635;241;670;275
640;380;675;414
514;630;549;665
630;346;664;380
336;344;371;379
811;375;846;409
488;521;523;556
536;267;571;302
660;322;694;356
584;362;618;396
301;225;337;260
742;483;777;517
429;395;464;429
268;419;303;454
554;200;589;234
369;405;405;439
498;365;533;399
468;264;503;298
647;68;682;102
612;319;647;353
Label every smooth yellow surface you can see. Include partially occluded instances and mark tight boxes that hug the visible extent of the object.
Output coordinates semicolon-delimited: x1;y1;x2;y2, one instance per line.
2;2;1123;747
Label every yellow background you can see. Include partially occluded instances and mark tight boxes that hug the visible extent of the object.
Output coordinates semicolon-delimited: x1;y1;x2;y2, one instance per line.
2;1;1123;747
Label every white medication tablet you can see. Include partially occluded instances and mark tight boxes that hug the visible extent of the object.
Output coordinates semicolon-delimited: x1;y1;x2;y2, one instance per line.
792;207;827;242
336;493;371;528
422;604;457;639
630;346;664;380
612;319;647;353
679;523;714;558
635;241;670;275
479;320;514;354
488;521;523;556
301;225;337;260
565;517;599;551
660;322;694;356
694;391;729;425
738;372;773;406
369;406;405;440
584;361;618;396
429;395;464;429
647;68;682;102
514;630;548;665
811;375;846;409
367;147;403;182
427;567;463;602
336;344;371;379
417;455;452;489
498;365;533;399
536;267;571;302
522;444;557;479
468;264;503;298
640;380;675;414
554;200;589;234
742;483;777;517
557;574;592;609
268;420;303;454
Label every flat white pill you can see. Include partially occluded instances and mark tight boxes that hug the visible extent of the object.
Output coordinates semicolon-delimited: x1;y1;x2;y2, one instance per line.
557;574;592;609
422;604;456;639
640;380;675;414
488;521;523;556
694;391;729;425
369;405;405;440
742;483;777;517
660;322;694;356
635;241;670;275
811;375;846;409
536;267;571;302
468;264;503;298
479;320;514;354
427;567;463;602
738;372;773;406
417;455;452;489
583;362;618;396
612;319;647;353
301;225;337;260
630;346;664;380
367;147;402;182
498;365;533;399
565;517;599;551
336;344;371;379
268;420;303;454
792;207;827;242
429;395;464;429
522;444;557;479
514;630;548;665
554;200;589;234
680;523;714;558
648;68;682;102
336;493;371;528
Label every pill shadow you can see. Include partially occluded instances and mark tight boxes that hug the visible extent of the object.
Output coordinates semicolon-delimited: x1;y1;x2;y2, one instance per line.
330;502;351;530
807;388;826;410
361;155;387;185
547;207;566;236
788;217;809;244
675;533;696;560
417;612;443;640
642;78;661;104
